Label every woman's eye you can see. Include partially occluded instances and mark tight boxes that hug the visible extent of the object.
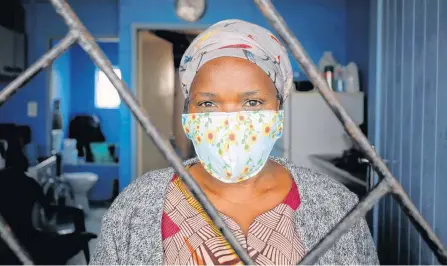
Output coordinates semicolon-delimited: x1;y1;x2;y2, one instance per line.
244;100;262;107
198;101;216;108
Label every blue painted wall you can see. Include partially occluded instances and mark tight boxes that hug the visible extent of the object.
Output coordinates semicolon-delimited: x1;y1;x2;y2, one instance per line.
50;43;71;134
118;0;350;189
372;0;447;264
0;0;118;156
70;42;120;143
346;0;370;93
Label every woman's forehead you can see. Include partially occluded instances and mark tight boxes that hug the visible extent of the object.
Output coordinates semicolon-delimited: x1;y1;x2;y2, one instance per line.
189;57;277;98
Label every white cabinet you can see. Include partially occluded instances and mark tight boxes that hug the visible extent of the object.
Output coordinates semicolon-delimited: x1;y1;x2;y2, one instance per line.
0;25;25;78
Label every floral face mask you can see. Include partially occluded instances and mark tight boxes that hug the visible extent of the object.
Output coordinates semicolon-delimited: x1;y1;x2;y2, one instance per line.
182;110;284;183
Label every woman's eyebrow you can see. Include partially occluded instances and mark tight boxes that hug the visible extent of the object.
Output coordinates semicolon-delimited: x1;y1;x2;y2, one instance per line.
191;92;218;99
238;90;260;97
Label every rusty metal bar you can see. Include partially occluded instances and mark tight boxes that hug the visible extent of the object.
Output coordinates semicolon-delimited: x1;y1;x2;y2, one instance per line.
0;32;77;106
0;214;33;265
46;0;255;264
253;0;447;264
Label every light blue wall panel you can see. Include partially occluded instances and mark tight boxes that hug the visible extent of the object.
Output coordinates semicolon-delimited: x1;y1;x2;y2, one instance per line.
436;0;447;263
374;0;446;264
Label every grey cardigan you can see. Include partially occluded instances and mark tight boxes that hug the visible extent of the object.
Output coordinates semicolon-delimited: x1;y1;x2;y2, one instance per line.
91;157;379;265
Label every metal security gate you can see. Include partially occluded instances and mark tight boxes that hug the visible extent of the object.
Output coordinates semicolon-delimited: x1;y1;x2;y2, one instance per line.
0;0;446;264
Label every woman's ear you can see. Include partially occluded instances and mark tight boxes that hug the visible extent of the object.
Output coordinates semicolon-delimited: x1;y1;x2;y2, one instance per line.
183;98;190;113
276;96;283;110
275;94;282;110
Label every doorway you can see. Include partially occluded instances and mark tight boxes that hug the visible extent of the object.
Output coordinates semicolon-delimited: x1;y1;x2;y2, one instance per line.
135;29;203;177
48;39;121;201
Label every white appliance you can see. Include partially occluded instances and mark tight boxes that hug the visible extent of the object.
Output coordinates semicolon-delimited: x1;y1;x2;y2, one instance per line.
281;91;364;184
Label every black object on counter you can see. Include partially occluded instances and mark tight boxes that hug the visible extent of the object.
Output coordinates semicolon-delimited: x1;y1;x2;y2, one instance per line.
331;147;368;179
294;80;314;92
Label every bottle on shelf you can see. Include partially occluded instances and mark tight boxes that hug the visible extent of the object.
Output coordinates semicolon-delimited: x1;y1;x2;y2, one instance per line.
324;65;335;91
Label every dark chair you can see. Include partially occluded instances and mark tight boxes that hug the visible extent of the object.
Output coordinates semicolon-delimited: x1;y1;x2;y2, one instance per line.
0;167;97;265
0;124;31;144
0;123;32;170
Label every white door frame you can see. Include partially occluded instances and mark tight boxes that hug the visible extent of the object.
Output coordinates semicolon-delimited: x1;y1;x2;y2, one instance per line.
131;23;209;181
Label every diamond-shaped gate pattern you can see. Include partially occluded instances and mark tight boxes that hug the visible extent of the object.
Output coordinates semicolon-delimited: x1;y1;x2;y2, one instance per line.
0;0;446;265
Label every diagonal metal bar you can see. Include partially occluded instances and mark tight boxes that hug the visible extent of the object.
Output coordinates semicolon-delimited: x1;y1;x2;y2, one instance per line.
47;0;255;264
0;214;33;265
253;0;447;264
0;32;77;107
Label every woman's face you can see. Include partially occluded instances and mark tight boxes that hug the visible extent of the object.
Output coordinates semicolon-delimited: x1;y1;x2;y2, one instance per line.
188;57;280;113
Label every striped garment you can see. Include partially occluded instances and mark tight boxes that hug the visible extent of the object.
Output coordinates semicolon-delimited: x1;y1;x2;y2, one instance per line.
91;157;379;265
162;174;306;265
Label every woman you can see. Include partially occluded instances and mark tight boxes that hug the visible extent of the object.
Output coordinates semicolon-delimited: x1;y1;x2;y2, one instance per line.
92;19;378;265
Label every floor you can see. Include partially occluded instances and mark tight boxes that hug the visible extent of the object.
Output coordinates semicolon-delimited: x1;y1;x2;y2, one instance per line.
67;206;108;265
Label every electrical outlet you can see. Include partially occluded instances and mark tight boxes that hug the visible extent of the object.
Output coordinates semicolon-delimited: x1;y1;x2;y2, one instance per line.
27;101;37;117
